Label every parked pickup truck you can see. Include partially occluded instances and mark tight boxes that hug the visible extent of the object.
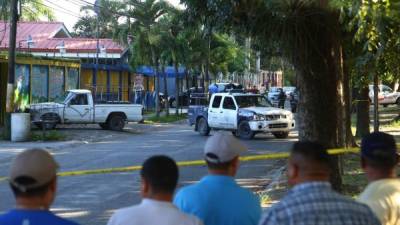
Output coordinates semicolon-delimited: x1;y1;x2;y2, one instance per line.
29;89;143;131
188;92;295;139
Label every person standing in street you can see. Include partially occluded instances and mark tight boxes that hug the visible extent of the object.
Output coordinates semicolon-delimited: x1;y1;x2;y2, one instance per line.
358;132;400;225
107;155;203;225
277;88;286;109
174;132;261;225
0;148;80;225
259;141;381;225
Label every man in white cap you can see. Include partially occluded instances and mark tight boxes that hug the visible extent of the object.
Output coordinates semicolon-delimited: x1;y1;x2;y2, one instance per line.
0;148;80;225
173;132;261;225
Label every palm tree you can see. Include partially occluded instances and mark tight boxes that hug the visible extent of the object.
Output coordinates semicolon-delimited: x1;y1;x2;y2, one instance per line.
122;0;173;117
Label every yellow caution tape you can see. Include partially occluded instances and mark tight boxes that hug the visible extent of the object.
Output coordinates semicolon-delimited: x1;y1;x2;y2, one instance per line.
0;145;397;181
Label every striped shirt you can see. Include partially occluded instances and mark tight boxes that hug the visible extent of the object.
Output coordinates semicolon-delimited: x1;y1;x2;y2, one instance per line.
259;182;381;225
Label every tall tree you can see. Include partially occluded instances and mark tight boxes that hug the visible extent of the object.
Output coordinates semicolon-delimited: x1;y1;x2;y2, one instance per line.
183;0;348;189
0;0;55;21
72;0;123;38
120;0;173;117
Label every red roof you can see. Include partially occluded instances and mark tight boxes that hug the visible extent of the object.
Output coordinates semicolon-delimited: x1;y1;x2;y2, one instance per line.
0;21;124;54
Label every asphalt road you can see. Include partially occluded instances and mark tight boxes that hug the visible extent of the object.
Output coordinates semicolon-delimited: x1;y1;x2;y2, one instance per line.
0;123;297;225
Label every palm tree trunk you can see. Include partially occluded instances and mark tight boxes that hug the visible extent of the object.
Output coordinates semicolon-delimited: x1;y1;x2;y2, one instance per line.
162;64;169;116
150;46;160;117
174;62;179;115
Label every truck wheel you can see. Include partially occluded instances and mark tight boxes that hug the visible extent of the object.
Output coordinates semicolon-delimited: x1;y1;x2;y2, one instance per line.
383;104;388;108
396;98;400;106
99;123;109;130
238;121;255;139
108;115;125;131
273;132;289;139
197;117;210;136
232;131;239;137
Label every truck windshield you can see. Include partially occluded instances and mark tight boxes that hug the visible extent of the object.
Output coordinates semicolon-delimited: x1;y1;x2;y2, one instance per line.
62;92;75;104
234;95;272;108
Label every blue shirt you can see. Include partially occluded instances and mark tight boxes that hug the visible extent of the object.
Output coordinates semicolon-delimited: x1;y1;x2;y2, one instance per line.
174;175;261;225
0;209;80;225
259;182;381;225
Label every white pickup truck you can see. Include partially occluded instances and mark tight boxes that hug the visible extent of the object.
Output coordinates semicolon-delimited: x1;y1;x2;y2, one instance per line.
369;84;400;107
29;89;143;131
188;92;295;139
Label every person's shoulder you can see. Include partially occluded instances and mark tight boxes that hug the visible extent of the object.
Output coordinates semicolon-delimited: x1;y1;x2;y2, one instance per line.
176;182;203;197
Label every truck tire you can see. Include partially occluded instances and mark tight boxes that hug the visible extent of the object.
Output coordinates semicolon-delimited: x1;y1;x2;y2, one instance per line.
273;131;289;139
396;98;400;106
197;117;210;136
383;104;388;108
107;115;125;131
238;121;255;139
232;131;239;137
99;123;109;130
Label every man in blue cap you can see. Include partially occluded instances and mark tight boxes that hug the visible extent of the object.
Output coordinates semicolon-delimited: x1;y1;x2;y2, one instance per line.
358;132;400;225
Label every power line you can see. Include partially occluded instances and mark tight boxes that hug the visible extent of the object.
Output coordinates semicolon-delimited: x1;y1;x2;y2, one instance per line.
42;0;83;19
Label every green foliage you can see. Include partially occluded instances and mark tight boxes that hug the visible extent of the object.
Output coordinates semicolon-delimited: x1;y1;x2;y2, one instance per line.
31;130;66;141
72;0;124;38
144;113;187;123
0;0;55;21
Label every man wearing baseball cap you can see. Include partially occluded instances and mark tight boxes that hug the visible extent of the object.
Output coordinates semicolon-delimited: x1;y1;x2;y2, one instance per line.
358;132;400;225
173;132;261;225
0;148;80;225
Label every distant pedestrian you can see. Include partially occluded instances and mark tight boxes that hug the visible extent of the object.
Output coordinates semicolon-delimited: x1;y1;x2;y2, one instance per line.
0;148;80;225
107;155;203;225
259;141;381;225
174;132;261;225
358;132;400;225
277;88;286;109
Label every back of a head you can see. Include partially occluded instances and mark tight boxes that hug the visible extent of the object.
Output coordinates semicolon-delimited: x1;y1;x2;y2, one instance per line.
9;148;59;198
291;141;331;172
361;132;398;170
140;155;178;194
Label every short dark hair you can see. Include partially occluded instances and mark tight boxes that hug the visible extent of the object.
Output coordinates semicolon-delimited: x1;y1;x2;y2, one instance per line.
10;176;54;198
291;141;331;168
361;132;398;170
140;155;178;194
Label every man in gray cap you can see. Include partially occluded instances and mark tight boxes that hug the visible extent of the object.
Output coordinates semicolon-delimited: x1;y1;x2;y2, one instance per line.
173;132;261;225
0;148;80;225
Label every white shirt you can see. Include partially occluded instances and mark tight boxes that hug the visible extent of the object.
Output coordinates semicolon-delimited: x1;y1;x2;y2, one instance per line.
107;198;204;225
358;178;400;225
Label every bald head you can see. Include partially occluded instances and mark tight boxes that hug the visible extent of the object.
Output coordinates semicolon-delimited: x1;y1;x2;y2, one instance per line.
288;141;331;186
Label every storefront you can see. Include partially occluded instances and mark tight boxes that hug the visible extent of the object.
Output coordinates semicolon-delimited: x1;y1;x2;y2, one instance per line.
0;55;80;125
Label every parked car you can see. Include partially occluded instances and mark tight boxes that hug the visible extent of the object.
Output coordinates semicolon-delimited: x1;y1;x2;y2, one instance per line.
188;92;295;139
29;89;144;131
368;84;400;107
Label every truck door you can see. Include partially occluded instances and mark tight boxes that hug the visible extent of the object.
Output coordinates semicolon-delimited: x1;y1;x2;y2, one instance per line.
208;95;223;128
222;96;238;129
64;94;92;123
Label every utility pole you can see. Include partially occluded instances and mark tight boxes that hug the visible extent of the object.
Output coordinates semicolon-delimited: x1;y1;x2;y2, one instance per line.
4;0;19;139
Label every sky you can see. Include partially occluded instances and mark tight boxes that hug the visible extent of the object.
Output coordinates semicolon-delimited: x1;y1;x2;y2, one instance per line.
44;0;182;31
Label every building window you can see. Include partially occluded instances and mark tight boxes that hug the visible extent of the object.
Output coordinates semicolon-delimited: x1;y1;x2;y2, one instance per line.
31;65;49;103
15;64;30;110
66;68;79;90
49;66;65;102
